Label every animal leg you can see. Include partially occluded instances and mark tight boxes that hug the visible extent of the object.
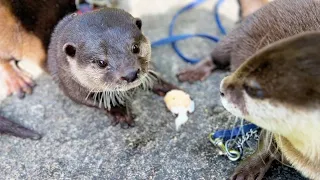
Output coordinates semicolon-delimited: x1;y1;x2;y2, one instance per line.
176;57;216;83
107;105;135;129
0;60;35;99
0;115;41;140
230;130;281;180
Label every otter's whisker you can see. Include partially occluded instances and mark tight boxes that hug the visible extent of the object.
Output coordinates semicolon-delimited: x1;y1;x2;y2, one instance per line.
232;116;241;140
86;87;95;101
104;91;108;109
93;92;98;105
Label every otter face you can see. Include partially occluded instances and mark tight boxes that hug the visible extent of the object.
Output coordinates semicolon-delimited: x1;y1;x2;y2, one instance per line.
220;31;320;137
62;8;153;93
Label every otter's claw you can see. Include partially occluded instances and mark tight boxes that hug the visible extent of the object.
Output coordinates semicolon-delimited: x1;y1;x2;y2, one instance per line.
111;114;135;129
230;153;274;180
108;106;135;129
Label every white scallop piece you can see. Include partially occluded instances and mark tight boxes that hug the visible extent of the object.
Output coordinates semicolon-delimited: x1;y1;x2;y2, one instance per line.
164;90;195;131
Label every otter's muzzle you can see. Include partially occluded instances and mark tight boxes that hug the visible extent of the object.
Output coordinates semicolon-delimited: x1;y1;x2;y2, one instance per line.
121;69;140;82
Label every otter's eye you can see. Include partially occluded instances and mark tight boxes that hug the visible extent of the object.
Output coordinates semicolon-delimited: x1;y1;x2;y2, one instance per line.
131;43;140;54
97;60;108;68
243;82;264;99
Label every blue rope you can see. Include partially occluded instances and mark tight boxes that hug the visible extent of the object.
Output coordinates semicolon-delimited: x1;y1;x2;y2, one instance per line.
214;0;227;35
151;0;226;64
212;124;259;141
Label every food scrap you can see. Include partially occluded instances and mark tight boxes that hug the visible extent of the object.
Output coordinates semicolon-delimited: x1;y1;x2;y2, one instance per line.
164;90;195;131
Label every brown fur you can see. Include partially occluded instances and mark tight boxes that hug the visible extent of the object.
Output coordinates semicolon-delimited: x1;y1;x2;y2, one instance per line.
47;8;179;128
178;0;320;179
177;0;320;83
0;0;77;139
0;0;77;69
221;31;320;180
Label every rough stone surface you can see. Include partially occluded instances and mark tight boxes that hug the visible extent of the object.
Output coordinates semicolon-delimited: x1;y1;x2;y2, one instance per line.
0;1;306;179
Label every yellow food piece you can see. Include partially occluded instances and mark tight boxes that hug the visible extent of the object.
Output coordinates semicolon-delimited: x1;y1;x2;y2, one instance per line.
164;89;192;111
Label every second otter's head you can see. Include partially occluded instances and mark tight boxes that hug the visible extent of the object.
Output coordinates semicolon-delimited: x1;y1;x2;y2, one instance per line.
219;31;320;136
59;8;152;92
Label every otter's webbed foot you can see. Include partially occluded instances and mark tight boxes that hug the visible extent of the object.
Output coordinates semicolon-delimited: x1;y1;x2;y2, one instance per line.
176;58;215;83
0;61;36;99
230;130;280;180
0;116;41;140
107;106;135;129
230;152;275;180
151;78;180;97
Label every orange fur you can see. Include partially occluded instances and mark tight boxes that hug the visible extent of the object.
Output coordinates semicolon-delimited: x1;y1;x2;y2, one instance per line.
239;0;269;18
0;2;46;68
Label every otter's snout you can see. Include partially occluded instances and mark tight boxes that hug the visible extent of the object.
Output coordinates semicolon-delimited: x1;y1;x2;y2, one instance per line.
121;69;140;82
220;77;228;97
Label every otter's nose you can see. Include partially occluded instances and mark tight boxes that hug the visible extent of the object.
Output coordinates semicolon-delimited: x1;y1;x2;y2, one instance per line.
121;69;139;82
220;77;227;97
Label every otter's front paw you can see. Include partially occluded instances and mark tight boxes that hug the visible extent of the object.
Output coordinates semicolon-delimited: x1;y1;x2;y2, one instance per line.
0;62;36;99
230;153;274;180
176;58;214;83
152;79;180;97
108;107;135;129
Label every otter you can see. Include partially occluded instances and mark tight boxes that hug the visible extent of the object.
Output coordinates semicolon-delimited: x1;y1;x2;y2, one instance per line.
176;0;320;83
220;31;320;180
176;0;320;179
47;8;178;128
0;0;78;139
0;1;173;138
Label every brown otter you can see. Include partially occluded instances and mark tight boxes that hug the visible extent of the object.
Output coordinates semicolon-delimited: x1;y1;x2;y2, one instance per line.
47;8;178;128
176;0;320;179
176;0;320;83
0;0;78;139
220;31;320;180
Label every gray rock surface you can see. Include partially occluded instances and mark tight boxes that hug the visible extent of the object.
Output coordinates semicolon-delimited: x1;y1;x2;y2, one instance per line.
0;2;306;180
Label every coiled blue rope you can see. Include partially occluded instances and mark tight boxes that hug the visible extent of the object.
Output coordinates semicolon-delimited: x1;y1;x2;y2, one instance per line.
151;0;226;64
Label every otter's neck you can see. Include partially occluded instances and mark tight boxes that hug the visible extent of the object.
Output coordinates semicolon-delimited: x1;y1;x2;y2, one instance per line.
274;135;320;180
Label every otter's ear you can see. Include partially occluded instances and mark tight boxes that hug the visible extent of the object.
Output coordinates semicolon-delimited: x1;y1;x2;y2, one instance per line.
135;18;142;30
63;43;76;58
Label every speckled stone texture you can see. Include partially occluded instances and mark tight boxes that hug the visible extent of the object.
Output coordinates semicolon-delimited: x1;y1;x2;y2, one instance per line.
0;1;306;179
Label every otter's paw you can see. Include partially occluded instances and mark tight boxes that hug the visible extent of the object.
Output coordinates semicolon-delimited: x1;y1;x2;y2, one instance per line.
0;62;36;99
152;79;180;97
108;107;135;129
111;113;135;129
176;58;214;83
0;116;41;140
230;154;274;180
